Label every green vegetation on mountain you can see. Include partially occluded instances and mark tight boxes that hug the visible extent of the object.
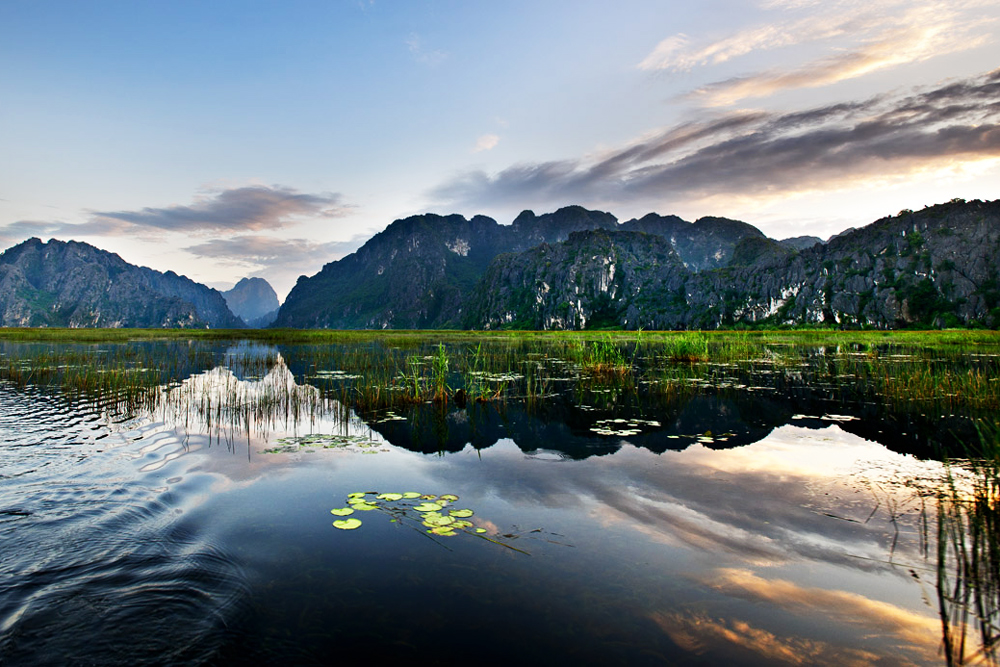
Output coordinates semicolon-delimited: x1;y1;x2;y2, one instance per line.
0;238;243;328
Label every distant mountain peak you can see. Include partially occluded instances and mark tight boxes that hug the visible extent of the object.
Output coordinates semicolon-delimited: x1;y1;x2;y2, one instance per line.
222;277;280;327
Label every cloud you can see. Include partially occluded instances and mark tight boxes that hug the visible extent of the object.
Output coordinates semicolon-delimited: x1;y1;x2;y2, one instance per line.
429;70;1000;212
405;33;447;66
0;217;136;249
473;134;500;153
690;15;991;106
640;1;996;103
183;234;367;268
686;568;943;661
651;611;882;666
93;186;351;235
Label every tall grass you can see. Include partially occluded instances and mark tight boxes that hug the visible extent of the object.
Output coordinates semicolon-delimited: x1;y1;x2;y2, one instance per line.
937;421;1000;666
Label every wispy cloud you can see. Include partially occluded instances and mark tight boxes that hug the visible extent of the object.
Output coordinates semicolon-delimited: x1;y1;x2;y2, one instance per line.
183;234;366;267
640;1;996;104
684;568;942;660
429;70;1000;212
472;134;500;153
0;217;136;249
405;33;447;66
183;233;370;298
93;185;350;235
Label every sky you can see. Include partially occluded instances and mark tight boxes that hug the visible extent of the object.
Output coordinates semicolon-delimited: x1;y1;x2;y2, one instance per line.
1;0;998;300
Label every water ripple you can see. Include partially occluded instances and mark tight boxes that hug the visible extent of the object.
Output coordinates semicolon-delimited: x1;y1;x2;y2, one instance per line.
0;383;249;665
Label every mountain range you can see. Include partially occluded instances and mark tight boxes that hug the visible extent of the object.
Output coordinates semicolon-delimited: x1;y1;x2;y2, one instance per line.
277;198;1000;329
1;198;997;329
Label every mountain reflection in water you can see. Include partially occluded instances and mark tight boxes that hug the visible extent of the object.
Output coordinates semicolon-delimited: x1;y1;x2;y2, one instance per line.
0;337;997;665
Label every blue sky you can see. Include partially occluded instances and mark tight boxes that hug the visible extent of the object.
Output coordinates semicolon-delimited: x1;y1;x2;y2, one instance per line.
2;0;998;299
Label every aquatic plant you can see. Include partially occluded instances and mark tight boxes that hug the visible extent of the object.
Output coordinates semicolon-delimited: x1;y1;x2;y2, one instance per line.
937;421;1000;666
329;491;529;554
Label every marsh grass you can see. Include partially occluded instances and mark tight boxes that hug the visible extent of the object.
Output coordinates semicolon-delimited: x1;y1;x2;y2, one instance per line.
937;421;1000;666
3;330;1000;440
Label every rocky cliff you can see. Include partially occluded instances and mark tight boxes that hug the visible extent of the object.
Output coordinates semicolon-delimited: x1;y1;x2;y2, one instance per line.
273;205;774;329
466;199;1000;329
0;238;244;328
273;206;631;329
223;277;280;327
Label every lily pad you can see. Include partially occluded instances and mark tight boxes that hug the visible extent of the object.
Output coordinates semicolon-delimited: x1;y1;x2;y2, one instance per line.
429;526;457;536
414;502;443;512
439;494;459;502
348;492;367;499
449;509;473;518
330;508;355;516
402;492;421;499
377;493;403;501
423;514;455;527
333;518;362;530
352;502;379;511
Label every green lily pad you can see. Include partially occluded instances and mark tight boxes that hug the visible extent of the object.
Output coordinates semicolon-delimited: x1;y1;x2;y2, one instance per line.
414;502;443;512
475;528;487;534
423;514;455;527
402;492;422;499
429;526;458;536
420;494;437;500
377;493;403;501
330;508;355;516
450;520;473;529
449;509;473;518
439;494;459;502
348;492;367;499
352;502;379;511
333;518;362;530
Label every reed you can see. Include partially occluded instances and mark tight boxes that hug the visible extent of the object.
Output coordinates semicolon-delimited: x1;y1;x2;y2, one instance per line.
936;421;1000;666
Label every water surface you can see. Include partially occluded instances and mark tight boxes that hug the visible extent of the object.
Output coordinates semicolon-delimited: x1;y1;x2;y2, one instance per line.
0;336;994;665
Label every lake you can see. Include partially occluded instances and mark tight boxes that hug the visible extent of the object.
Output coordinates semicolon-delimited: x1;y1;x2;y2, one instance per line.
1;331;998;665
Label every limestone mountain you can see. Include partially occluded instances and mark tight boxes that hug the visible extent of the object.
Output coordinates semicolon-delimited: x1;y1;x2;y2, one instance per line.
466;199;1000;329
779;236;824;251
0;238;244;328
272;206;631;329
223;277;280;328
620;214;765;271
272;205;773;329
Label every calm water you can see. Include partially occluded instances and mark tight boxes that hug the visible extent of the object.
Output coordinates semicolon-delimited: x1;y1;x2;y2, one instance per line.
0;338;993;665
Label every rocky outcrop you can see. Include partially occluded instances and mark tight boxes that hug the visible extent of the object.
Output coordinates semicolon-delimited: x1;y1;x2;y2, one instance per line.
223;277;280;327
466;199;1000;330
0;238;243;328
463;230;692;329
273;206;630;329
621;214;765;271
779;236;824;251
273;205;773;329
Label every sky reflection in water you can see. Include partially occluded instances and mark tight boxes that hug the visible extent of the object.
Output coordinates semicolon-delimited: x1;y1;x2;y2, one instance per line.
0;344;975;665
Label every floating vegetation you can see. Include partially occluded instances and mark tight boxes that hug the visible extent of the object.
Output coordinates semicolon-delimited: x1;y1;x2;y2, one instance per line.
373;411;406;423
262;433;386;454
3;330;1000;458
590;418;661;437
310;370;362;380
330;491;530;554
